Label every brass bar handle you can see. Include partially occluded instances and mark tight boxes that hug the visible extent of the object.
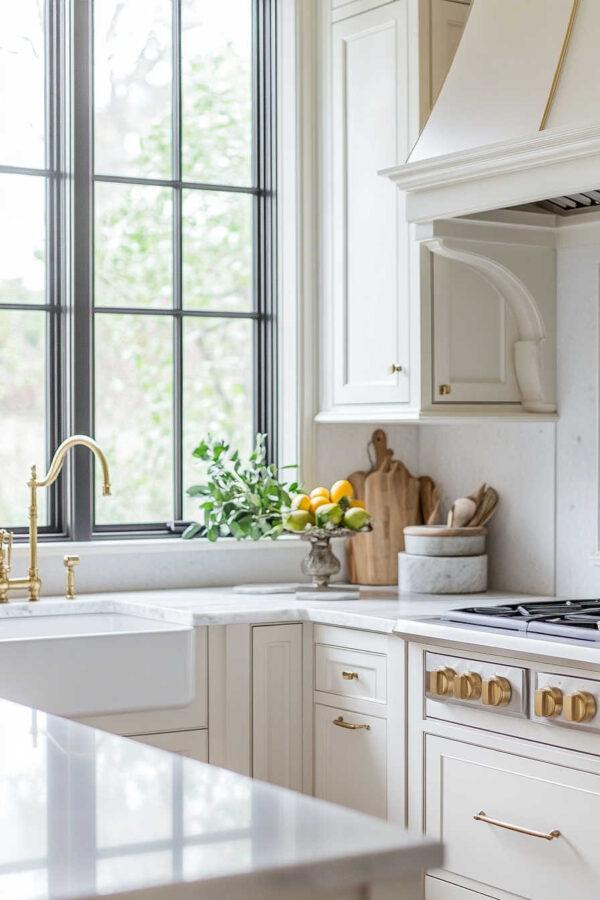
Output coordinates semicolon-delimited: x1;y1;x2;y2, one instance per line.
342;671;359;680
474;810;560;841
333;716;370;731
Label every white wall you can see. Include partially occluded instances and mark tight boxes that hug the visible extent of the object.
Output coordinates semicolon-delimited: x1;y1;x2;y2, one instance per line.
555;238;600;597
317;421;556;594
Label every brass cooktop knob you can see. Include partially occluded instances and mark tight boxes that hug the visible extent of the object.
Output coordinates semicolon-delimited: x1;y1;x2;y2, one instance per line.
453;672;482;701
534;686;563;718
563;691;596;723
426;667;456;697
482;675;512;707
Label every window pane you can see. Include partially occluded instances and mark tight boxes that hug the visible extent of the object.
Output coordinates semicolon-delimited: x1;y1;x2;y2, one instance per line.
182;0;253;186
94;0;172;178
0;175;46;305
0;311;47;527
95;183;173;309
95;314;173;524
182;191;253;312
183;318;253;519
0;0;45;168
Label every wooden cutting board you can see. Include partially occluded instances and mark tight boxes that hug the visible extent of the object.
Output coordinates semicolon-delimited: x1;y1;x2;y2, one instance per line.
347;429;438;585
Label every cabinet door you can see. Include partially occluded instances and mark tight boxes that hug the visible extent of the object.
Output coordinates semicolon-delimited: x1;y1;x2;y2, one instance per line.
330;2;410;407
314;703;387;818
131;729;208;762
432;255;521;403
252;624;303;790
425;734;600;900
430;0;470;107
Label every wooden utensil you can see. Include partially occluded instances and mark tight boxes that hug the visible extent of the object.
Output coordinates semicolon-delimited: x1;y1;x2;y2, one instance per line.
469;486;499;526
419;476;441;526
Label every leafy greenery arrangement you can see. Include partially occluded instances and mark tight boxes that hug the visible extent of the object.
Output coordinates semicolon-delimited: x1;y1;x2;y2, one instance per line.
183;435;301;542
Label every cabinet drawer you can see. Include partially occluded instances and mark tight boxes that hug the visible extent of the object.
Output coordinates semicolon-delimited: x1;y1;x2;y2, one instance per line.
425;876;493;900
314;703;387;819
426;734;600;900
315;643;387;704
130;728;208;762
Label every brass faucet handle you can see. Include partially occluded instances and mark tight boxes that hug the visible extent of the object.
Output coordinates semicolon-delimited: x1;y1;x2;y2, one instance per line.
64;555;80;600
0;531;12;574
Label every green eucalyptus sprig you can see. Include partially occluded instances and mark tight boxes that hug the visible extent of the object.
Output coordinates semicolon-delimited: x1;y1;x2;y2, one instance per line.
183;434;301;542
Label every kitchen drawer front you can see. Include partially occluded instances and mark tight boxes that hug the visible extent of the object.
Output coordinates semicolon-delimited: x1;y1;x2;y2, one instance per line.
314;703;387;819
315;642;387;704
425;734;600;900
130;728;209;762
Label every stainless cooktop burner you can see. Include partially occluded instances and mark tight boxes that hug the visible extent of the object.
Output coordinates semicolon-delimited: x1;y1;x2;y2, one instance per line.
443;600;600;643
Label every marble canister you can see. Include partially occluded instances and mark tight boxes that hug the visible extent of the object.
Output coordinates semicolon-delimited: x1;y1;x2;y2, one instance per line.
398;551;487;594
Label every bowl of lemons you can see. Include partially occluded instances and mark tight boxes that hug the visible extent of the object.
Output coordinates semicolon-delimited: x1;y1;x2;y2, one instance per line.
282;481;372;591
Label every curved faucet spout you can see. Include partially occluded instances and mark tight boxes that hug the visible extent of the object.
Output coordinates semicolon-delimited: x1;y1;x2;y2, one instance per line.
35;435;111;496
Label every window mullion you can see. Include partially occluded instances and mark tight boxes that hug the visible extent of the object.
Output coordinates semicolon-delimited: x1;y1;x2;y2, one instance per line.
70;0;95;541
172;0;183;522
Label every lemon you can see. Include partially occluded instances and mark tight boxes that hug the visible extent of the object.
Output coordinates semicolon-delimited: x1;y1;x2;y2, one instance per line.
343;507;370;531
330;479;354;503
309;495;329;514
283;510;313;533
315;502;344;527
350;499;366;509
310;486;330;501
291;493;311;511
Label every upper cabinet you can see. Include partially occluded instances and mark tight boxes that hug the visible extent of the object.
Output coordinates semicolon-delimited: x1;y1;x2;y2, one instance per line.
318;0;558;422
325;1;411;412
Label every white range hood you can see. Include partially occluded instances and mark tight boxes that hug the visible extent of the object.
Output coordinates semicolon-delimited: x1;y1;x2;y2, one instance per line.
383;0;600;223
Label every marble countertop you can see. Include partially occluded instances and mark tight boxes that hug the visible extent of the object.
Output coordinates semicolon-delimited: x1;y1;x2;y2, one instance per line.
2;585;600;666
0;698;440;899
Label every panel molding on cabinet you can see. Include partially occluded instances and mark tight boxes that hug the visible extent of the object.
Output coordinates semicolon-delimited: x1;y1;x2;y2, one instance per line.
432;255;521;404
314;703;387;819
330;1;410;408
130;729;209;762
252;624;303;791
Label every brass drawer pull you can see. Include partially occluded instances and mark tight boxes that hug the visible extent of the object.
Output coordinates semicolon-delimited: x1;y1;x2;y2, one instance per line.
342;670;359;680
333;716;370;731
474;810;560;841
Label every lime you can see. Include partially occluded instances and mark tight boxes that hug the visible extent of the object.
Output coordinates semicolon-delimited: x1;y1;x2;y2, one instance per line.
343;507;371;530
315;502;344;527
283;510;313;533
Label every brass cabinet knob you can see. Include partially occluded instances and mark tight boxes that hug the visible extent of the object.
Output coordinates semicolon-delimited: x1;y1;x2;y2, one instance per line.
563;691;597;723
534;686;563;718
482;676;512;707
388;364;403;374
439;384;452;395
453;672;482;701
342;670;359;681
426;667;456;697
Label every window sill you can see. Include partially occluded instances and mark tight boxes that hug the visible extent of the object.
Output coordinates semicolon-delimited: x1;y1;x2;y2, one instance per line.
11;535;306;559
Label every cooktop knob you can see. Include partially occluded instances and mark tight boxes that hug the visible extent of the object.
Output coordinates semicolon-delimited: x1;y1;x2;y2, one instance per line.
534;687;563;718
426;667;456;697
453;672;482;701
563;691;596;723
482;676;512;707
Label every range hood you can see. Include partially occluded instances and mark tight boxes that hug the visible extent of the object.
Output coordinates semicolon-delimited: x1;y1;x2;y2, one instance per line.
383;0;600;223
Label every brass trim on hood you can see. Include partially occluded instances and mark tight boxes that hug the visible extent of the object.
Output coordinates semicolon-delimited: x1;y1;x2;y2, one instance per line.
539;0;582;130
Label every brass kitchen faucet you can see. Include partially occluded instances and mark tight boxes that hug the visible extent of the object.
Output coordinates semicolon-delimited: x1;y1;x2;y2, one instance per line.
0;435;111;602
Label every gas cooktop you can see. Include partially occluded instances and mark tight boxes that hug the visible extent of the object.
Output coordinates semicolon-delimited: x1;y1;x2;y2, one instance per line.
443;599;600;643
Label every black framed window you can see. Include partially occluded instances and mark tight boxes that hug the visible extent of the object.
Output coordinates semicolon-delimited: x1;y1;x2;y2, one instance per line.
0;0;276;539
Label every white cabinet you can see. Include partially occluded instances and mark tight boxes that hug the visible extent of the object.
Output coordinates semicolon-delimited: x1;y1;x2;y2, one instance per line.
429;0;471;108
431;254;521;404
252;623;303;790
322;1;411;416
315;702;388;818
425;734;600;900
131;728;208;762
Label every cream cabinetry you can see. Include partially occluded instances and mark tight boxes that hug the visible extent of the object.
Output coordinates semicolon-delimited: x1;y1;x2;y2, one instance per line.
425;735;600;899
130;728;209;762
320;1;412;420
252;623;303;790
312;625;405;823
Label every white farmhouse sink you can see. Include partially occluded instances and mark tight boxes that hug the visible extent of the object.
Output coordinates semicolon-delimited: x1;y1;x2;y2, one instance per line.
0;611;194;717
